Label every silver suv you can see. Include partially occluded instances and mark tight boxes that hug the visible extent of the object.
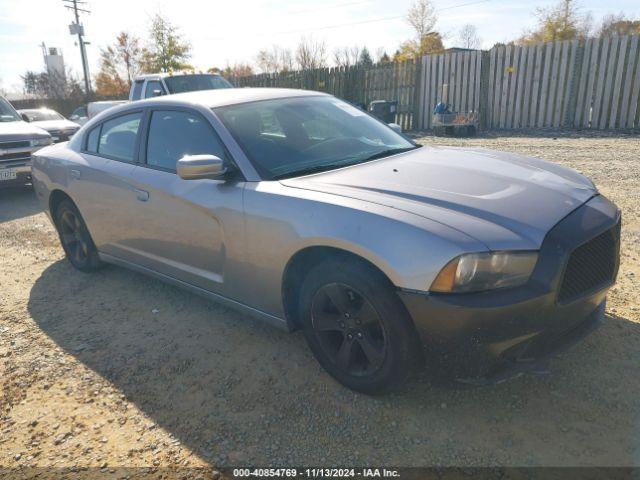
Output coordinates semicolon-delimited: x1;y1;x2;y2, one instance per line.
0;96;52;188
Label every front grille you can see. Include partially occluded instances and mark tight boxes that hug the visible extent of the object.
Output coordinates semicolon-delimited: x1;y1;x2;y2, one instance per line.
558;221;620;303
0;140;30;149
0;151;31;162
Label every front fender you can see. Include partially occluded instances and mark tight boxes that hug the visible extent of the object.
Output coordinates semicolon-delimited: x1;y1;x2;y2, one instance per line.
238;182;486;318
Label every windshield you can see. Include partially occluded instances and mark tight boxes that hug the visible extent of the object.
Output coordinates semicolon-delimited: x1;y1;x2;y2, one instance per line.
164;74;233;94
0;97;21;122
215;96;418;180
20;109;64;122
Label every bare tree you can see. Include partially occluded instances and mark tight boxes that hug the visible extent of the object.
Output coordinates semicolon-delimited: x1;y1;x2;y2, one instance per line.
458;24;482;49
256;45;294;74
115;32;144;85
406;0;437;41
295;36;328;70
333;45;361;67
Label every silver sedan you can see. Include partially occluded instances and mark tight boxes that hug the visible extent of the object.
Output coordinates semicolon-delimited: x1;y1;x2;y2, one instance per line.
31;88;620;393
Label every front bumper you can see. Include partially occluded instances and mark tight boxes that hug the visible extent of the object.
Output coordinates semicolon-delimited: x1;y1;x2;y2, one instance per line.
400;194;621;380
0;162;32;188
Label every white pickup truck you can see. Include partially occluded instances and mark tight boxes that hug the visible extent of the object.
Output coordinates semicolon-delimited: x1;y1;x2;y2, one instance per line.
129;72;233;100
69;72;233;125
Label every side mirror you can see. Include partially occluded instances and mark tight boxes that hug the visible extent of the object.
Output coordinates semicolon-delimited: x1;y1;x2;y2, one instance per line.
388;123;402;133
70;114;79;120
21;113;31;122
152;89;164;97
177;154;227;180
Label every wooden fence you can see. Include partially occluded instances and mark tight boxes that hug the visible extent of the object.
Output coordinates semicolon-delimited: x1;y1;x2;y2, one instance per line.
416;35;640;131
236;35;640;132
416;50;483;129
234;60;419;131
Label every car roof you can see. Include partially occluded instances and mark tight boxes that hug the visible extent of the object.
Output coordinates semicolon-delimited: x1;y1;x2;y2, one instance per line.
141;87;328;108
134;72;225;80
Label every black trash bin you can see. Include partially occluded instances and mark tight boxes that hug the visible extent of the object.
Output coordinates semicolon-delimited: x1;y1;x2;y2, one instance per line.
368;100;398;124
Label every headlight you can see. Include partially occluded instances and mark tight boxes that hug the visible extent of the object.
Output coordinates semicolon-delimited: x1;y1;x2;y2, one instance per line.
430;251;538;293
31;137;53;147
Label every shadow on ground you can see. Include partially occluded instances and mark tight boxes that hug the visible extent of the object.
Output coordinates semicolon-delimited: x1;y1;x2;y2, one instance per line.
0;187;42;223
28;259;640;466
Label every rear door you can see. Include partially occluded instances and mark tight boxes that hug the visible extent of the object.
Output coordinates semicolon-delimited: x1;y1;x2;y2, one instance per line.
126;107;245;294
71;110;144;262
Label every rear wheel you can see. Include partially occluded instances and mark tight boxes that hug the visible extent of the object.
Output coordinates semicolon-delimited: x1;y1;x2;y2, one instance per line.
54;199;103;272
299;258;422;394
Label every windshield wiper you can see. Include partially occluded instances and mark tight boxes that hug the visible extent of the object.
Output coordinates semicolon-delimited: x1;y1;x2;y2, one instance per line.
272;146;420;180
272;163;346;180
363;146;420;161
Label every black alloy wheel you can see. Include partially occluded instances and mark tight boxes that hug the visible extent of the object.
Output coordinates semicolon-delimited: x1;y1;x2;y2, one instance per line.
299;257;422;394
54;199;103;272
311;283;387;376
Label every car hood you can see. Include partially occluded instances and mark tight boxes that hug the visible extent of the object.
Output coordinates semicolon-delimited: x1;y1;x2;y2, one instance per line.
280;146;597;250
0;120;50;141
31;119;79;131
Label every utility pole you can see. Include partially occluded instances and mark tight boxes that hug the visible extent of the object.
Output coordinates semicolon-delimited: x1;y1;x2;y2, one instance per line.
63;0;91;96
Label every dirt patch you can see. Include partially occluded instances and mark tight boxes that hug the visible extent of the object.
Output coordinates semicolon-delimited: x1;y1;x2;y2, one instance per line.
1;133;639;472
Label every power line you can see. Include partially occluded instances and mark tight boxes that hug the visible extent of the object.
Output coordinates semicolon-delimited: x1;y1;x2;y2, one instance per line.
250;0;490;37
288;1;373;15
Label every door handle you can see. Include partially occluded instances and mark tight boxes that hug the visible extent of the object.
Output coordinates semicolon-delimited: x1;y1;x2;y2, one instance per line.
70;169;81;180
134;188;149;202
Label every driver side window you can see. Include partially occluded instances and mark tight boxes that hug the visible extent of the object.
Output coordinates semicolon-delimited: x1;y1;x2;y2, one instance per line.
146;110;227;172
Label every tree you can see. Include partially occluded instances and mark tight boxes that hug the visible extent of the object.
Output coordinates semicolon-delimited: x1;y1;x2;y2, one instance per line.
599;13;640;37
295;37;327;70
142;13;192;73
396;0;442;60
359;47;373;67
115;32;144;84
394;32;444;61
21;68;83;99
406;0;437;41
256;45;294;73
518;0;591;44
458;24;482;49
333;46;361;67
222;63;254;78
376;48;391;64
95;32;144;97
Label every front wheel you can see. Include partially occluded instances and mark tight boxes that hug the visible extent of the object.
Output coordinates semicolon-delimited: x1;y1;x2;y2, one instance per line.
299;258;422;394
53;199;103;272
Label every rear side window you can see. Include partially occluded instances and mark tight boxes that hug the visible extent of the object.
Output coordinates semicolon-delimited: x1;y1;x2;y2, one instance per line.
144;81;163;99
97;112;142;162
85;126;100;153
146;110;226;171
131;80;144;100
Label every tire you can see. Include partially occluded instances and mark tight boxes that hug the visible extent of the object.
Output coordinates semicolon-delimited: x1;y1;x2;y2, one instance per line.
53;199;103;272
298;257;422;394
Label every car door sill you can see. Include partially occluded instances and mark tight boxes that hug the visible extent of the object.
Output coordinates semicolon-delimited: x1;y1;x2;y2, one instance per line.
98;252;290;332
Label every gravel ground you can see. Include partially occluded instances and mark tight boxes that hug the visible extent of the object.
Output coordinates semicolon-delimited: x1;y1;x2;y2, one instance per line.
1;132;639;474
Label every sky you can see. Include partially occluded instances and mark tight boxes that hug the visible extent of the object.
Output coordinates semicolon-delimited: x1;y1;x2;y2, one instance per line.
1;0;639;94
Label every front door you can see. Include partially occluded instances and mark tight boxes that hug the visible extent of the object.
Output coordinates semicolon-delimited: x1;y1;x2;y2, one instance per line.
126;108;245;295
